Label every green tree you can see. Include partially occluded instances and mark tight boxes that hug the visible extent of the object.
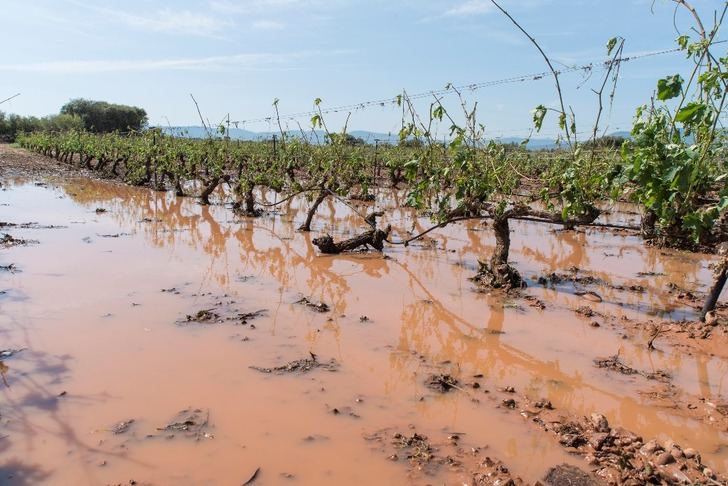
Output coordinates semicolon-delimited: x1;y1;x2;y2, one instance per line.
60;99;147;133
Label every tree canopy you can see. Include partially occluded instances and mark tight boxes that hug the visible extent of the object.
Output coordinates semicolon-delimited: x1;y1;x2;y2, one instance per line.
60;98;147;133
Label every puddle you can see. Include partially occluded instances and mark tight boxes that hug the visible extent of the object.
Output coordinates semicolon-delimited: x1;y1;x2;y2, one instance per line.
0;176;725;485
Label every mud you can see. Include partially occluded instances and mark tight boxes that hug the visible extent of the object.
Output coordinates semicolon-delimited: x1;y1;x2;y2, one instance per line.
250;355;339;374
1;144;727;485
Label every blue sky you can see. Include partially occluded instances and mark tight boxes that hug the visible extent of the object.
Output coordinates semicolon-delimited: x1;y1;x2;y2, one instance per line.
1;0;724;138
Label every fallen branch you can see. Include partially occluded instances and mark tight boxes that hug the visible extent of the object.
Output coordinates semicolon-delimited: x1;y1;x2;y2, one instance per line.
313;225;391;254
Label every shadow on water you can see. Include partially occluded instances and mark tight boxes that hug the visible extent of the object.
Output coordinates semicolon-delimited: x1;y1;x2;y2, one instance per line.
0;459;52;486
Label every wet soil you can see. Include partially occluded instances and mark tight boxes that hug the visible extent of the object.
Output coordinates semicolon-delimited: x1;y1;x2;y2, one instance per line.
1;144;727;485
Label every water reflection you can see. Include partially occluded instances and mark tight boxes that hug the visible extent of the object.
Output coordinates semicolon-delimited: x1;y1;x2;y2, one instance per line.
11;178;723;472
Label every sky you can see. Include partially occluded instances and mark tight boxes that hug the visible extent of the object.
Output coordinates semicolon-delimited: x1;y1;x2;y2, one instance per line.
0;0;725;138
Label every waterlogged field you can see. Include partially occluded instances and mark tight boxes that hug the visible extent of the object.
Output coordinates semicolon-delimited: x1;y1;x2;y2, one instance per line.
1;146;727;485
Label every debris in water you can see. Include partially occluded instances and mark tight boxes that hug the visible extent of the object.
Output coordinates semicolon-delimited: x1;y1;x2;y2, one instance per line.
1;233;37;248
0;349;25;359
425;374;459;393
250;354;339;374
593;354;639;375
575;306;596;318
156;408;213;440
294;297;330;313
593;354;671;382
0;221;65;230
110;419;135;435
184;309;221;324
228;309;267;325
329;406;360;418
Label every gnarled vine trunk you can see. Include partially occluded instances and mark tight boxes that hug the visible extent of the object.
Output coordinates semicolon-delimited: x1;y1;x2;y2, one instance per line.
233;186;259;217
299;190;327;232
701;253;727;322
200;176;221;205
473;215;524;289
174;176;185;197
641;210;657;240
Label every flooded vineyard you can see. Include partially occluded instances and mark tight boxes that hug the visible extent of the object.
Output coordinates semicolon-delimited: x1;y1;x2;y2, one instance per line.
0;148;726;485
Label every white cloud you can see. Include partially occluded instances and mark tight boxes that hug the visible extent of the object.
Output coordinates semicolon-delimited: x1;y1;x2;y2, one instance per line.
252;19;285;30
0;50;351;74
105;8;231;36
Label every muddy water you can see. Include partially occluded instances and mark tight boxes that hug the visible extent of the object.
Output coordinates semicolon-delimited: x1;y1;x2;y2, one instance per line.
0;178;726;485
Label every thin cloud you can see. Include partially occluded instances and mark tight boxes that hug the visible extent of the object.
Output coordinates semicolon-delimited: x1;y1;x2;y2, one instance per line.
107;8;231;36
61;1;234;37
252;19;286;30
0;50;352;74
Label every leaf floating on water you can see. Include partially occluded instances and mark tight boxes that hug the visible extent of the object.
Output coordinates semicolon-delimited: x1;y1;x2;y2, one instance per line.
241;467;260;485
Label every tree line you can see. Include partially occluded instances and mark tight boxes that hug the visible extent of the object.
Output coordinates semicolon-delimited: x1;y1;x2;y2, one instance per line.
0;98;147;142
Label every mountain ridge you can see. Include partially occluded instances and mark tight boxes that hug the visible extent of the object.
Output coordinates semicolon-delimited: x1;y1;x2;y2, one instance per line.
160;126;631;150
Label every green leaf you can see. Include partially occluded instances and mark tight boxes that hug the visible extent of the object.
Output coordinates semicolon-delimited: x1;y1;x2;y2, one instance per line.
675;102;706;124
677;35;689;50
532;105;547;132
432;105;445;121
718;196;728;212
606;37;617;55
656;75;683;101
663;165;681;184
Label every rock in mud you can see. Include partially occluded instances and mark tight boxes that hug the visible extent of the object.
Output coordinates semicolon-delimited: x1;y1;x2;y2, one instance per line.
543;464;604;486
640;439;663;455
590;413;609;433
588;432;610;451
654;451;675;466
683;447;698;459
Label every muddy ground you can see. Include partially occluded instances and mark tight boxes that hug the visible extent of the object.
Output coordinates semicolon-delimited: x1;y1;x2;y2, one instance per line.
1;143;727;485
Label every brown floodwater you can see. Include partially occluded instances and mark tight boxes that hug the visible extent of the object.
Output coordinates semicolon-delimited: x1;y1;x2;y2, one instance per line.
0;177;726;485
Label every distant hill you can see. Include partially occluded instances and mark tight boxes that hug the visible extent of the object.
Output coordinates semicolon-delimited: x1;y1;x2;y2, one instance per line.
159;126;631;150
